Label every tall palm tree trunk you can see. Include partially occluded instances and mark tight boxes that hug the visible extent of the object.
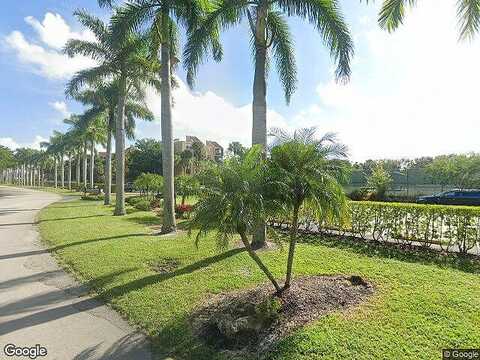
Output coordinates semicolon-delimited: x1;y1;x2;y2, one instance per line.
104;115;113;205
54;158;58;188
83;143;88;190
251;6;268;248
76;151;81;188
90;141;95;189
60;154;65;188
160;37;176;233
114;75;127;216
68;154;72;190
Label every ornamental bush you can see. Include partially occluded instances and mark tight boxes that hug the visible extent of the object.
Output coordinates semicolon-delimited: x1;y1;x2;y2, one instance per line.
273;201;480;255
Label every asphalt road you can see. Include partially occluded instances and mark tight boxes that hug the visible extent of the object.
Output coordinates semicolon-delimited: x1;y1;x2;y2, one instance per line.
0;186;151;360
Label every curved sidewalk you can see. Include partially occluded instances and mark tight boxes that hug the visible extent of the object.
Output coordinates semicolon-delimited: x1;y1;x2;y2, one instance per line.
0;186;151;360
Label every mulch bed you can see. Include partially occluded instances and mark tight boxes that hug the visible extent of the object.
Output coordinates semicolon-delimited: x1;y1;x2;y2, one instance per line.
190;275;374;357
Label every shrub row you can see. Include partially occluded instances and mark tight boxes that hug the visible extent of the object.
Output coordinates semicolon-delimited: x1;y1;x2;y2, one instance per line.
271;201;480;255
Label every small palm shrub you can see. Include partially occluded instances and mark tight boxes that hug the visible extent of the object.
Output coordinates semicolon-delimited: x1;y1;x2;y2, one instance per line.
189;145;282;292
133;173;163;200
268;127;350;290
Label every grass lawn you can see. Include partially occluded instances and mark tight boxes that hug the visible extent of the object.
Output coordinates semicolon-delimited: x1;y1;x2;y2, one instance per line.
38;198;480;360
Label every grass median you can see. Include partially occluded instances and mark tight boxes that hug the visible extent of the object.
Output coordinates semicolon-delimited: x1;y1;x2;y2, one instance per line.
38;198;480;360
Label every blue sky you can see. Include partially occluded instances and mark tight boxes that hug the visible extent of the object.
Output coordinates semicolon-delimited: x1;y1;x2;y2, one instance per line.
1;0;479;161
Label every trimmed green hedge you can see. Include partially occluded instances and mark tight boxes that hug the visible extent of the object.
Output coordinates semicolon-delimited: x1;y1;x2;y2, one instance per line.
272;201;480;255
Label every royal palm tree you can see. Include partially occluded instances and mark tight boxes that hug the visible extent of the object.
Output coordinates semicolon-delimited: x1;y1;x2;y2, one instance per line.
268;127;349;290
103;0;207;232
184;0;354;247
372;0;480;40
70;81;154;204
65;10;160;215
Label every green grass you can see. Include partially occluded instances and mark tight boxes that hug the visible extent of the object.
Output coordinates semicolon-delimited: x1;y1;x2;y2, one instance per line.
38;199;480;360
7;185;84;196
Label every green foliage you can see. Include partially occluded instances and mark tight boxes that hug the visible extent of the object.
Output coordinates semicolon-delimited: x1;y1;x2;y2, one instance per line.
374;0;480;41
190;145;273;246
133;173;163;199
127;139;163;181
366;165;392;200
268;127;350;289
134;199;153;211
0;145;15;170
426;154;480;189
254;297;282;326
175;175;200;205
299;201;480;255
227;142;247;158
184;0;354;100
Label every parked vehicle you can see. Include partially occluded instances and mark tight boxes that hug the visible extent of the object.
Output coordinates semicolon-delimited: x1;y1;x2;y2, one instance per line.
417;190;480;206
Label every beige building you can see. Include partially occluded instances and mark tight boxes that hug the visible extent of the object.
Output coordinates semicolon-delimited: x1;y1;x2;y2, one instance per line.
205;140;224;162
174;136;223;162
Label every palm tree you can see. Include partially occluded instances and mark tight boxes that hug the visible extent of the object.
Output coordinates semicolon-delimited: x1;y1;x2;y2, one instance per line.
104;0;207;232
184;0;354;247
70;81;154;204
65;10;160;215
268;127;349;290
189;145;282;292
371;0;480;40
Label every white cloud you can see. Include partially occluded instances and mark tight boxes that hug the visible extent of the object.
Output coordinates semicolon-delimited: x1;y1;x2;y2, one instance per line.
25;13;95;50
139;79;289;148
0;135;48;150
49;101;70;118
3;13;96;79
292;0;480;161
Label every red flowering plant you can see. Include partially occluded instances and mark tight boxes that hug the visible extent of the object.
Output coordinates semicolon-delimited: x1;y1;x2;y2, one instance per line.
175;204;193;218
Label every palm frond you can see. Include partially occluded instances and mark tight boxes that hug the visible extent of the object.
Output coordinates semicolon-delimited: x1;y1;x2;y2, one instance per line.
276;0;354;83
63;39;109;61
65;65;113;96
74;9;111;45
183;0;248;87
457;0;480;40
110;0;157;40
378;0;416;32
267;11;297;104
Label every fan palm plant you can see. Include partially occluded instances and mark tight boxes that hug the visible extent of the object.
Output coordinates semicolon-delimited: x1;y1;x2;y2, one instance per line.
64;10;160;215
370;0;480;40
184;0;353;247
268;127;350;290
103;0;209;232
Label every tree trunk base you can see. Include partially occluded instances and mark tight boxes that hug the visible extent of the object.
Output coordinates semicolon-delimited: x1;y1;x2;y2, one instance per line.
156;227;177;236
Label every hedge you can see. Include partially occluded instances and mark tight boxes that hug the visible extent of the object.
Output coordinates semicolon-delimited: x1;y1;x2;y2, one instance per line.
271;201;480;255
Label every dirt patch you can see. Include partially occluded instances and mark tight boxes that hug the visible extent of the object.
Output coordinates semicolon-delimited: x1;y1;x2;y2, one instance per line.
191;275;374;356
148;258;181;273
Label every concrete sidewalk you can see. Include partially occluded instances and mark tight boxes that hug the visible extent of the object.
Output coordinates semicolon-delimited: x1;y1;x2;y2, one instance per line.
0;186;151;360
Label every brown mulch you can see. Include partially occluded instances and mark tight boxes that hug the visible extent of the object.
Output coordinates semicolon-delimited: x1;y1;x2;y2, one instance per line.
190;275;374;356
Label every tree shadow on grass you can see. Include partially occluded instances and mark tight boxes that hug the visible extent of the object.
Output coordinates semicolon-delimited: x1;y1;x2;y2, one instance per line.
299;232;480;274
99;248;246;302
0;215;109;227
0;234;147;260
126;214;162;227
